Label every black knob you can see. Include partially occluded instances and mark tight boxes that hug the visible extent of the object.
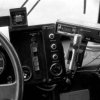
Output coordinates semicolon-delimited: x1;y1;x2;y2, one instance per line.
51;44;57;50
49;33;55;39
52;54;58;60
50;63;62;76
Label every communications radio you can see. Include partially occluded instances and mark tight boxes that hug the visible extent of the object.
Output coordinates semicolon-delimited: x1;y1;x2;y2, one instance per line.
56;21;100;70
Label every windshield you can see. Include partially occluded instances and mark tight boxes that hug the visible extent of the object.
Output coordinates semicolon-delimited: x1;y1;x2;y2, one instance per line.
0;0;99;26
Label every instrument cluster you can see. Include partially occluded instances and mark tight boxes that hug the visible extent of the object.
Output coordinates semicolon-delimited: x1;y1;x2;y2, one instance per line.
0;45;15;84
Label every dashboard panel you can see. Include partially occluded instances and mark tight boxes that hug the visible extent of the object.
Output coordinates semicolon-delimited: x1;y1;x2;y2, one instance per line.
9;20;100;100
9;24;66;85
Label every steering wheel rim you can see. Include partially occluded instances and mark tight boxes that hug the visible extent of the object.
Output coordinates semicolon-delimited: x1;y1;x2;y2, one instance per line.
0;32;24;100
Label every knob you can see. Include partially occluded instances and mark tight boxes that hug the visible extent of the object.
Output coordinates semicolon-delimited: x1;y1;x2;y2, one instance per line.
32;47;37;52
52;54;58;60
49;33;55;39
51;44;57;50
50;63;62;76
22;66;32;82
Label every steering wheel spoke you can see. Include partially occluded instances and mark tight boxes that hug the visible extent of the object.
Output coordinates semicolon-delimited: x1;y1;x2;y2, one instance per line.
0;82;17;100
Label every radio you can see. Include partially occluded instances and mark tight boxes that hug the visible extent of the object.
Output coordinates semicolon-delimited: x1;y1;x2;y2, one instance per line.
56;21;100;70
9;24;66;84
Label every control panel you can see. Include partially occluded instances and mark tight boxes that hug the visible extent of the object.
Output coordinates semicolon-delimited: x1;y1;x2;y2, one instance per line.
41;25;66;84
9;24;66;84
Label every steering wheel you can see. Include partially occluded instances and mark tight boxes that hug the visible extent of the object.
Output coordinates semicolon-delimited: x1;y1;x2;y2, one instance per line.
0;32;23;100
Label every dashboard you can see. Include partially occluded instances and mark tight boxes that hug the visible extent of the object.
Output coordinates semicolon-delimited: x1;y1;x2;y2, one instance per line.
8;20;100;84
1;7;100;100
8;20;100;100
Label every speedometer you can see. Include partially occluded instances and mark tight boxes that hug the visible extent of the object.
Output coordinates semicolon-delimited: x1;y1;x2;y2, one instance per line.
0;52;5;75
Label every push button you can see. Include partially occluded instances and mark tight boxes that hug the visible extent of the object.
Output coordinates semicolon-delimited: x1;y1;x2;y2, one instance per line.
51;43;57;50
49;33;55;39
